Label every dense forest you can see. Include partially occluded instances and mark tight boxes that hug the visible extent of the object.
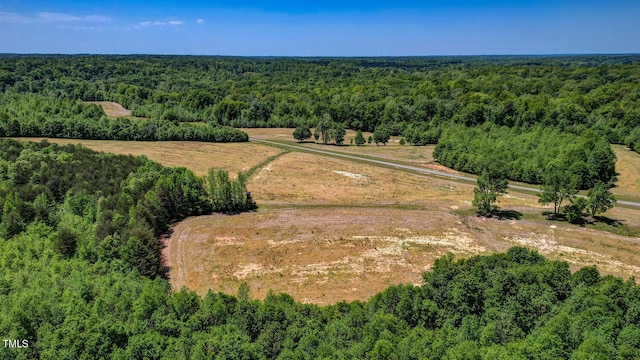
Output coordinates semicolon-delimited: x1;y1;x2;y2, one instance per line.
0;55;638;186
0;139;639;358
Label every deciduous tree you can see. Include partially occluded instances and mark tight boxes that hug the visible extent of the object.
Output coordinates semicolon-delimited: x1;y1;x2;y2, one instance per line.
538;164;578;217
586;182;616;217
355;130;366;146
473;170;508;216
292;125;312;142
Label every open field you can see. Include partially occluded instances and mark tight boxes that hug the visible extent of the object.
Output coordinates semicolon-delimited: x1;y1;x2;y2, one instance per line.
11;131;640;304
244;127;424;162
164;198;640;305
86;101;132;117
612;144;640;200
164;149;640;304
13;138;284;176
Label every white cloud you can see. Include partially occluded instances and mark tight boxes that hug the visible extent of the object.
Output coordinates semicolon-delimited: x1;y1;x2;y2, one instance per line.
133;19;184;29
197;19;205;24
41;12;110;23
0;11;110;24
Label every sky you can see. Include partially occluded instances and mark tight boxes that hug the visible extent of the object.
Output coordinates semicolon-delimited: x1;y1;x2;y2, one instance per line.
0;0;639;56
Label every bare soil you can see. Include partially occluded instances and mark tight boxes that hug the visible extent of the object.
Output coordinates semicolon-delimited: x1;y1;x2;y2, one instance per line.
164;204;640;305
164;150;640;304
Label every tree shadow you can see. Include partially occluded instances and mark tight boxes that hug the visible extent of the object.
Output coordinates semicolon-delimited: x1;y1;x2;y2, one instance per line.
492;209;523;220
590;215;625;227
540;213;625;228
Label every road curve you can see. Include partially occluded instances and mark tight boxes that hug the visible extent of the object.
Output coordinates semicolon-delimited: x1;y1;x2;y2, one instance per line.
250;138;640;208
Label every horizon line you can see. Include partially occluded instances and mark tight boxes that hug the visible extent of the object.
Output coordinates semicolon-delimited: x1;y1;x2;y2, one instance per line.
1;52;640;58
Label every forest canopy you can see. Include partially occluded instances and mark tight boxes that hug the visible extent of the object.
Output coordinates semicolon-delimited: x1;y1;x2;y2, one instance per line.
0;55;638;188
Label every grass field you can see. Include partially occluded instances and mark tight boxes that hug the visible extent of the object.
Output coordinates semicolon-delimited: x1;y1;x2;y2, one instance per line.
611;144;640;201
12;127;640;304
164;147;640;304
86;101;132;117
15;138;284;176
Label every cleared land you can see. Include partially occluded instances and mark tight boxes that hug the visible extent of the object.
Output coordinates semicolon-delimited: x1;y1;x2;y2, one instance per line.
164;148;640;304
14;128;640;304
612;144;640;200
245;128;640;202
86;101;132;117
15;138;284;176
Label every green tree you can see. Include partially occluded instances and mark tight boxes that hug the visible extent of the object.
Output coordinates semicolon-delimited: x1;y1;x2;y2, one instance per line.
315;114;334;144
472;170;508;216
334;123;346;145
205;169;256;213
54;226;77;258
586;182;616;217
538;165;578;217
293;125;312;142
373;124;390;145
355;130;366;146
563;197;587;224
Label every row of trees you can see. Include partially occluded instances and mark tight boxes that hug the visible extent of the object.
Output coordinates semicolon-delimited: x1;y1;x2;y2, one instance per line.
472;160;616;223
0;93;248;142
293;120;391;146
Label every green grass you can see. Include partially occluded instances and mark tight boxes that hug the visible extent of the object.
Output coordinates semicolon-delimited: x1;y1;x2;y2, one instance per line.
245;150;291;178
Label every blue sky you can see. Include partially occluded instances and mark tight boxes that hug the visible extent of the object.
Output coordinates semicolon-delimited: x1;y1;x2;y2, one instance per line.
0;1;639;55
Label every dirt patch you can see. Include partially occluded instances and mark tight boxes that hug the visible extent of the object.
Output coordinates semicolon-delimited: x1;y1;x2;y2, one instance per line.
163;207;482;305
164;204;640;305
86;101;132;117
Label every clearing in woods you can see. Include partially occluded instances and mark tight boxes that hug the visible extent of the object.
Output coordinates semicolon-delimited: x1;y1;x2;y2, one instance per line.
86;101;132;117
161;131;640;304
163;150;640;304
16;138;284;177
17;127;640;304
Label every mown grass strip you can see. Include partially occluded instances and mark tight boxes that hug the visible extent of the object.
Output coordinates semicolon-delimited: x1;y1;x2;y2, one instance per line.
245;150;291;178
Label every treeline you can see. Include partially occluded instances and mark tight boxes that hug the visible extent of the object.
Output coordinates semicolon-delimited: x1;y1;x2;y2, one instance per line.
0;139;254;278
0;93;248;142
434;124;618;189
1;55;640;150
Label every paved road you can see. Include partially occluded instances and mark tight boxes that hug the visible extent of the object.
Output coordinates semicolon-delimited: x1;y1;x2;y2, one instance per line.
251;138;640;208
